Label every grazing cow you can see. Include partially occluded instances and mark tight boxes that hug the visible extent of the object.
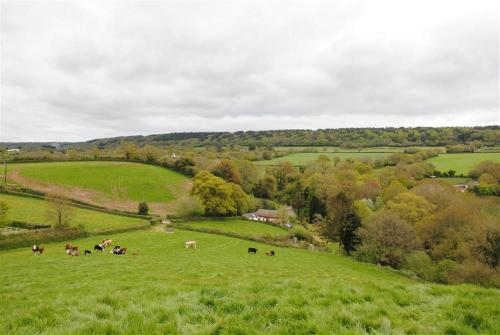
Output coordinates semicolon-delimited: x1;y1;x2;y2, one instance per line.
185;240;197;250
113;247;127;255
32;245;45;255
248;247;258;254
102;239;112;247
84;250;92;255
265;250;275;256
94;244;105;251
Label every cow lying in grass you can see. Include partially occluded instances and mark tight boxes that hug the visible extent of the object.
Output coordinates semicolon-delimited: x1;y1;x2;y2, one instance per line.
84;250;92;255
266;251;275;256
185;240;197;250
94;244;105;251
111;246;127;255
65;244;79;256
32;245;45;255
248;247;257;254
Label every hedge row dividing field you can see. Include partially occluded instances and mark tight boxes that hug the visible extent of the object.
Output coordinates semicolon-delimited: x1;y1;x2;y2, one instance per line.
0;193;150;233
0;229;498;335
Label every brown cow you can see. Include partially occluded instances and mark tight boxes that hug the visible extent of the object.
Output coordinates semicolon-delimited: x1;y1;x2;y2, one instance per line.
102;239;112;247
32;245;45;255
65;244;79;256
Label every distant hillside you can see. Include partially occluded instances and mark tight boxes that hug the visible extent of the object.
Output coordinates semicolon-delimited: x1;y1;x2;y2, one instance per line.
2;126;499;149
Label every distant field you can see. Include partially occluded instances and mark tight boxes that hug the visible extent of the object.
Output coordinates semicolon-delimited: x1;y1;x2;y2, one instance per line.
0;193;149;233
435;177;469;185
256;152;389;166
178;218;287;238
1;229;498;334
274;146;445;153
9;161;189;203
428;153;500;175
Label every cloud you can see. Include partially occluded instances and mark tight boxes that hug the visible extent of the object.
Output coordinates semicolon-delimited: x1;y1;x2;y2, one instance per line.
1;0;498;141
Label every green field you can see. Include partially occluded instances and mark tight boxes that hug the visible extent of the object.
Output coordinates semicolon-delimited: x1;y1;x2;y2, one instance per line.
10;161;189;202
0;194;149;233
256;152;390;166
427;153;500;175
274;146;445;153
178;219;288;238
0;229;498;334
435;177;469;185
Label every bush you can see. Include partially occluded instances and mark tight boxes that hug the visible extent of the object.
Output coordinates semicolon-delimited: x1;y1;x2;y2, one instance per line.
138;202;149;215
405;251;435;281
290;226;314;243
446;260;499;287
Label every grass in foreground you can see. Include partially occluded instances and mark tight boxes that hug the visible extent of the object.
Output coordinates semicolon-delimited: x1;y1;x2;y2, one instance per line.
427;153;500;175
256;152;389;166
0;229;498;335
10;161;189;202
177;218;288;238
0;193;149;233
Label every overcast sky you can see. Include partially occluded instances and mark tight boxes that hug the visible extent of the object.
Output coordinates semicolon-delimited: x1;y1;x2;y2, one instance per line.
1;0;499;142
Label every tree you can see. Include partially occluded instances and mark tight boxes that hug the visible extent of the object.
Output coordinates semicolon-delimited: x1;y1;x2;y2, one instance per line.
0;201;9;226
340;212;362;255
212;160;242;185
382;180;406;202
320;192;362;254
120;141;138;160
253;175;277;199
138;202;149;215
45;194;74;228
191;171;249;216
357;210;418;268
386;192;435;225
475;230;500;268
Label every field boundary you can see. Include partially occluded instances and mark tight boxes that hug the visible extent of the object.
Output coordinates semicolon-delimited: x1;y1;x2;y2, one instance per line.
172;223;327;251
0;186;159;221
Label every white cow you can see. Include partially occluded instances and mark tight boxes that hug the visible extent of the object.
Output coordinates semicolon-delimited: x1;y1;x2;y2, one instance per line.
185;240;197;250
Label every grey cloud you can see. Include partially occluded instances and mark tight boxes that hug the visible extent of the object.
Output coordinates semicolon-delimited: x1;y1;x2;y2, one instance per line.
1;0;498;142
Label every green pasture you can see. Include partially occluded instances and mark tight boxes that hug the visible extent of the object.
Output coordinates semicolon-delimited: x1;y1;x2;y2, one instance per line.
9;161;189;202
256;152;389;166
0;194;149;233
177;218;287;238
427;153;500;175
435;177;469;185
273;146;444;153
0;229;498;334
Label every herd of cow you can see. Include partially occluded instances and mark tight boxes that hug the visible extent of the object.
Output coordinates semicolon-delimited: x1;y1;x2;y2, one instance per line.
31;239;127;256
31;240;276;257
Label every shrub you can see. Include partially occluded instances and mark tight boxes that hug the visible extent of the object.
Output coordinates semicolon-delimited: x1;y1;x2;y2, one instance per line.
138;201;149;215
290;226;314;243
405;251;435;281
446;260;499;287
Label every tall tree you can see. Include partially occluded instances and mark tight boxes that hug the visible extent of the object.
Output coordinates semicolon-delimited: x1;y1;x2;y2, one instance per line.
45;193;74;228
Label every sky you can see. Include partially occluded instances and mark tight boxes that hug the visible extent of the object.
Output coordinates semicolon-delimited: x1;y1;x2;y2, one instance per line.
1;0;499;142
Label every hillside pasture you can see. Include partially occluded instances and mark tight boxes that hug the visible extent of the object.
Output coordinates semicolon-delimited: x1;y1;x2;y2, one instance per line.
176;218;288;239
0;229;498;334
427;153;500;175
256;152;389;166
0;193;149;233
8;161;191;215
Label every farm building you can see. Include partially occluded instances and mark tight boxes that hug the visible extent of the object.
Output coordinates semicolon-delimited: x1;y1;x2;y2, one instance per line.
242;207;295;227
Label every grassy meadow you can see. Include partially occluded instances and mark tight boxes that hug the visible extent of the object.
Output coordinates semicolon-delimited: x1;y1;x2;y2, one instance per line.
0;229;498;335
256;152;389;166
9;161;189;202
0;193;149;233
177;218;288;239
427;153;500;175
